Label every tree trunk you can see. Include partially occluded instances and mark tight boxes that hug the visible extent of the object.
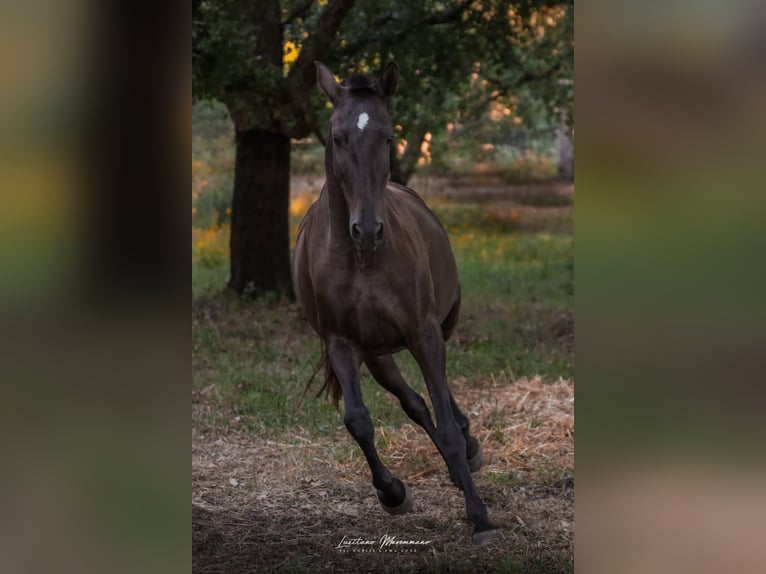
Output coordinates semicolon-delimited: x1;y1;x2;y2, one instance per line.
389;129;427;186
227;129;294;299
389;144;405;185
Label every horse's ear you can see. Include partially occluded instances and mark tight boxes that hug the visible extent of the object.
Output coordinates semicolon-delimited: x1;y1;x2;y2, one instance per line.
315;62;341;104
379;62;399;98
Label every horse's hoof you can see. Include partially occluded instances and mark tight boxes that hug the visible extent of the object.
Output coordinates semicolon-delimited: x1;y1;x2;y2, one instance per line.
468;445;483;473
472;528;502;546
378;482;413;515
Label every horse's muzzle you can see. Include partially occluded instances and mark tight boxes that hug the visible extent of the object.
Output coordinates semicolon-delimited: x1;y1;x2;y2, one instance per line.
350;221;384;251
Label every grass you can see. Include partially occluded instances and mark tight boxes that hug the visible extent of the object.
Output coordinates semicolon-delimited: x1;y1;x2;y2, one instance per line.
192;295;415;435
192;191;573;436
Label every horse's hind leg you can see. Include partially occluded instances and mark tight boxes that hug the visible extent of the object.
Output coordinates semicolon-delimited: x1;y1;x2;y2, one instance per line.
449;394;483;472
365;354;481;474
327;337;412;514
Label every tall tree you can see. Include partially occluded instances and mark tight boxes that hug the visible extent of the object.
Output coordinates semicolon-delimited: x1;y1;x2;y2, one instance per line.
193;0;355;297
193;0;573;297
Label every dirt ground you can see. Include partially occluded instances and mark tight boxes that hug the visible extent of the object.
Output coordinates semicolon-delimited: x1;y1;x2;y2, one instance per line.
192;377;573;573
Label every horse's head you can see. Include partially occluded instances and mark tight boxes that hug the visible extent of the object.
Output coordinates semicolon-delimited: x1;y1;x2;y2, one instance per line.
316;61;399;251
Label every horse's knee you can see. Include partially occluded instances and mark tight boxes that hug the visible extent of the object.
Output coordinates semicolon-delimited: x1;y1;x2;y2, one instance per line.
344;408;374;441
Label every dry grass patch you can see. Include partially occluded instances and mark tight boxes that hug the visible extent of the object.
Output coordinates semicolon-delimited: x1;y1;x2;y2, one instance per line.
193;377;573;573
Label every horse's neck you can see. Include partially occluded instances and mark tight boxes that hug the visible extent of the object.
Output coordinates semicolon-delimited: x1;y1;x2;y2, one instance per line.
323;178;351;247
323;143;352;241
324;180;347;219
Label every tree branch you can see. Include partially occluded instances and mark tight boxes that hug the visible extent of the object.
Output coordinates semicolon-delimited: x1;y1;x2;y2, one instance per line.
287;0;356;96
342;4;469;57
283;0;314;26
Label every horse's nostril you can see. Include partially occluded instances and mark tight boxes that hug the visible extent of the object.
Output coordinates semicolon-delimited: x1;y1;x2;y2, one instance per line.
351;223;362;240
375;222;384;241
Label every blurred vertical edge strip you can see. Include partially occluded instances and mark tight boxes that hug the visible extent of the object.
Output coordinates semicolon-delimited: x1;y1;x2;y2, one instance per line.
86;0;189;306
576;0;766;573
0;0;190;573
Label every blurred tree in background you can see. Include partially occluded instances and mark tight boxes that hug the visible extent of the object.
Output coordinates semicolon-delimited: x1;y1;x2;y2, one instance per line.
192;0;573;298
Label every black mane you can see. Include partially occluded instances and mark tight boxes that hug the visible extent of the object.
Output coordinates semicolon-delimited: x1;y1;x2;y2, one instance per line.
342;74;377;94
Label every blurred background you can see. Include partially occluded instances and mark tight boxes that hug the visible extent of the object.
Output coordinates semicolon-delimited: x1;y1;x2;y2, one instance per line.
1;0;764;572
577;1;766;572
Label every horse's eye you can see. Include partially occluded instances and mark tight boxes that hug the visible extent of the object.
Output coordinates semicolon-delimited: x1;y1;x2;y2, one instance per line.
332;134;343;146
386;135;394;145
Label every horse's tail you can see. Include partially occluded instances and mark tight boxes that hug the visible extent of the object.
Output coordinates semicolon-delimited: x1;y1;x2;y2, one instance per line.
300;340;342;410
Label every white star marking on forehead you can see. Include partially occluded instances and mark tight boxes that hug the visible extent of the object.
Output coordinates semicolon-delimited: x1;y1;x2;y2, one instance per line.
356;112;369;131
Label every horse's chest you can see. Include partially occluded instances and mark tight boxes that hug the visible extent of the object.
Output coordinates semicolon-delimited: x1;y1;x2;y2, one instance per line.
319;272;413;350
350;275;406;318
354;278;401;312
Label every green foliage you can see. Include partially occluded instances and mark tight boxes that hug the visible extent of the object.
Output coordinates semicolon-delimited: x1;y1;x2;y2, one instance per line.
494;146;559;183
191;100;231;138
290;140;325;175
192;101;234;228
325;1;573;176
193;0;574;139
193;0;283;102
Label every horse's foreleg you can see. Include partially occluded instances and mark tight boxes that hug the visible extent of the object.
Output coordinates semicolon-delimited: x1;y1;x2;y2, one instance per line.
365;354;482;472
409;322;499;543
327;337;412;514
364;354;437;433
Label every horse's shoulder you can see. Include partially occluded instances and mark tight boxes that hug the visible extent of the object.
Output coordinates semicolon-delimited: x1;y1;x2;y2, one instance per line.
297;190;325;237
387;181;428;207
387;181;444;229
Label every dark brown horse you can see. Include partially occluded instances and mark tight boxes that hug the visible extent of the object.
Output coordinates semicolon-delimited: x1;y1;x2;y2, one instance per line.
293;62;499;545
